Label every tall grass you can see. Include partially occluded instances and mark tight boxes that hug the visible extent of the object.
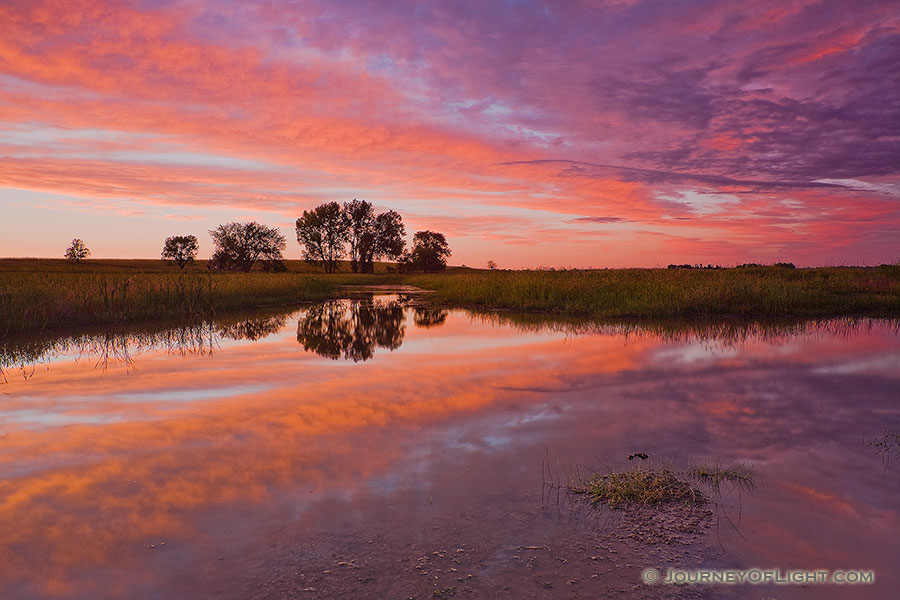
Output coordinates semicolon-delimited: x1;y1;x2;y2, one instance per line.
0;261;403;335
3;261;899;334
407;266;900;319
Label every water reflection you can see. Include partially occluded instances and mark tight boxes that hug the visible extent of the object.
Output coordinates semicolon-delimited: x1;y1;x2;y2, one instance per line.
413;307;448;328
1;297;446;377
296;298;406;362
4;301;899;378
1;302;899;599
216;313;288;342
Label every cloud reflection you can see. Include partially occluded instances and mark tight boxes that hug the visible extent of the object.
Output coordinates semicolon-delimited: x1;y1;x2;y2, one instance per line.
1;304;899;598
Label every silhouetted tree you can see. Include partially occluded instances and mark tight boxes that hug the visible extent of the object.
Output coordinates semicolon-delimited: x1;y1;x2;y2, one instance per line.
400;230;451;272
344;199;375;273
367;210;406;272
296;202;350;273
161;235;199;269
208;222;286;272
341;200;406;273
487;260;497;270
65;239;90;262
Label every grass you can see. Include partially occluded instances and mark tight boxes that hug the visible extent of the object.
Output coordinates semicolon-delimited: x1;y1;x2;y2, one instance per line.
3;259;899;334
570;465;705;507
867;431;900;469
688;463;756;496
568;461;755;508
406;265;900;319
0;259;403;335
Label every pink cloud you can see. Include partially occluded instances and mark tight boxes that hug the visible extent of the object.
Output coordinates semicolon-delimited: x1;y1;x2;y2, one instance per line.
0;0;898;265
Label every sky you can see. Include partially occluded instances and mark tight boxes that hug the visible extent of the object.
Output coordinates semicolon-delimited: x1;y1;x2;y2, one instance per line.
1;0;898;268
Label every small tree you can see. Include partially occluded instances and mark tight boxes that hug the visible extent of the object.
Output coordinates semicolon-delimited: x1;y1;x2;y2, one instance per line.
65;239;90;262
295;202;351;273
161;235;199;269
401;231;451;272
208;222;286;272
487;260;497;270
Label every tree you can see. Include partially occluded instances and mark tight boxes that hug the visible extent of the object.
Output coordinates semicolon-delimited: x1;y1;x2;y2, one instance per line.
400;231;451;272
208;222;286;272
296;202;350;274
65;239;90;262
487;260;497;270
344;199;375;273
340;200;406;273
161;235;199;269
367;210;406;272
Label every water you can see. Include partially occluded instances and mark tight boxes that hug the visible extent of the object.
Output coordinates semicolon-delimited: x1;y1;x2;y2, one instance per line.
1;296;898;599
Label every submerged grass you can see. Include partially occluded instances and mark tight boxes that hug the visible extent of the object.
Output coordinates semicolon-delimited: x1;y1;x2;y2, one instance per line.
407;266;900;319
570;465;706;508
568;461;755;509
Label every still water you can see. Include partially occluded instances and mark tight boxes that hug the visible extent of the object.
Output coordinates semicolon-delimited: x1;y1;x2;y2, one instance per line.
1;295;898;599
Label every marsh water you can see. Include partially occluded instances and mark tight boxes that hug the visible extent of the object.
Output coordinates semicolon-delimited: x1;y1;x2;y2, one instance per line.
1;295;898;599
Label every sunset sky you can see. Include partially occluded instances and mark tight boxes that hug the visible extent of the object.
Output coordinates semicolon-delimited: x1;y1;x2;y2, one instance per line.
1;0;898;267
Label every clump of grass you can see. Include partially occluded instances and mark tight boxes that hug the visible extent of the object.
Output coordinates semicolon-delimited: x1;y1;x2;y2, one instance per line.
867;431;900;469
570;465;705;508
688;463;756;495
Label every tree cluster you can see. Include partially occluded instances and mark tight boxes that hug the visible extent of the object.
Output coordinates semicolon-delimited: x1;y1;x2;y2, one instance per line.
295;200;407;273
151;200;450;273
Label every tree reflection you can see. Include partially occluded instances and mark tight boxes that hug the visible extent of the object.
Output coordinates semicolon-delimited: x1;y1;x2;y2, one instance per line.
216;313;288;341
296;299;406;362
413;307;448;328
0;312;292;381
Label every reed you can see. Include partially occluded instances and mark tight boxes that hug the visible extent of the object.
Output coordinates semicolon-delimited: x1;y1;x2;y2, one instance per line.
3;260;898;334
0;260;402;335
406;266;900;319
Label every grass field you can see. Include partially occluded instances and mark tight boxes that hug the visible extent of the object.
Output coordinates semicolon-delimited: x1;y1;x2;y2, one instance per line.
2;259;899;335
406;266;900;319
0;259;403;335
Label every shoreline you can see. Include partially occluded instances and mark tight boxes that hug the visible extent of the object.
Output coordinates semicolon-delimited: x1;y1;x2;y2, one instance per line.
2;260;899;335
